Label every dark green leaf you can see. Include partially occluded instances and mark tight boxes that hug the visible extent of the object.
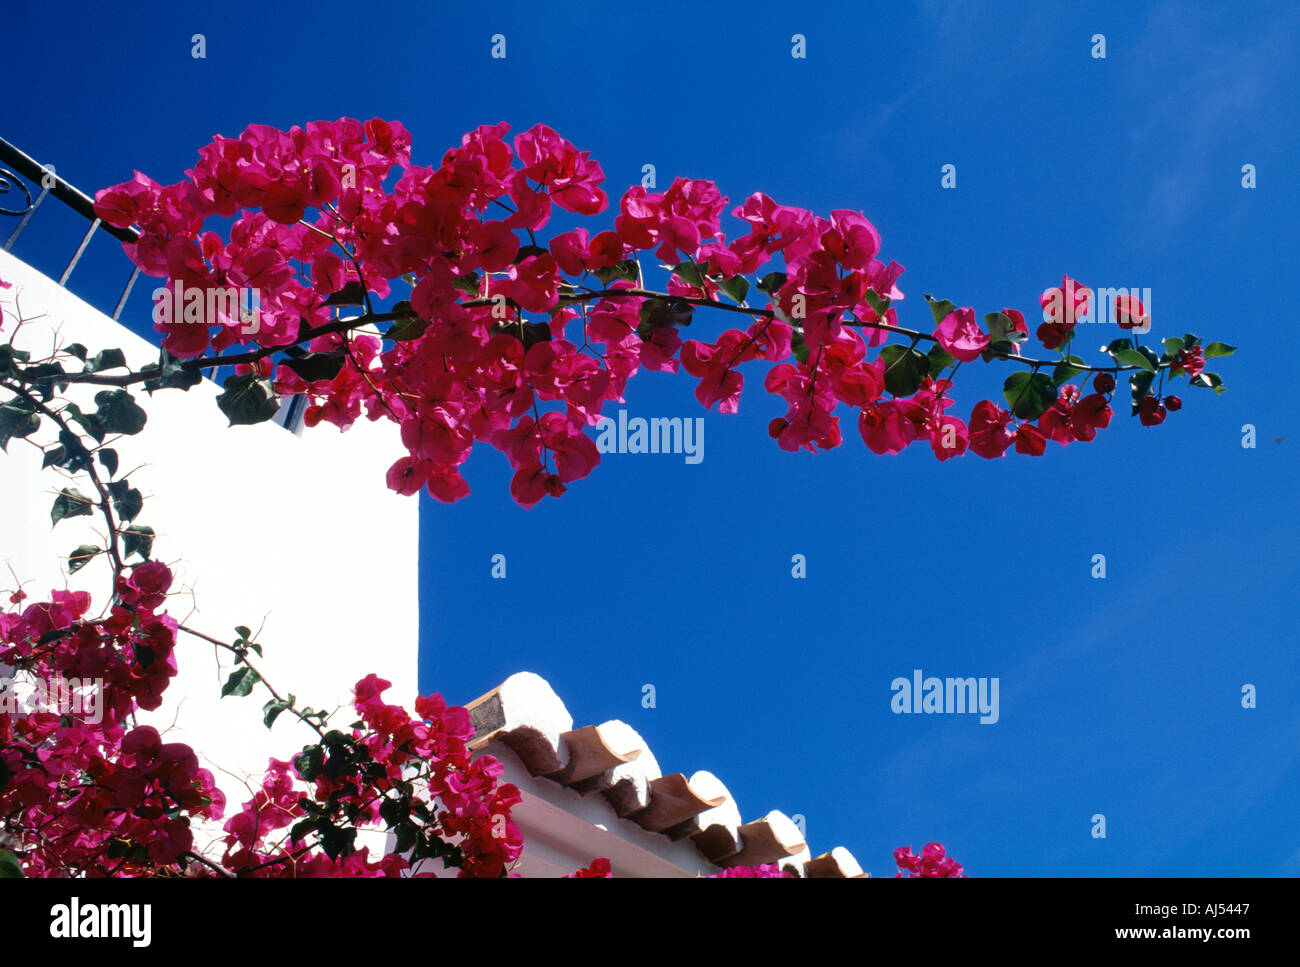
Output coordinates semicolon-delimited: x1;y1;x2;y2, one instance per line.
263;695;293;729
216;372;280;427
1129;370;1155;400
1162;337;1185;356
924;294;957;325
451;273;480;296
142;350;201;394
880;345;930;397
90;348;127;372
0;401;40;451
1113;348;1155;372
324;281;367;306
717;275;749;304
294;746;325;782
1191;371;1226;394
93;390;147;435
122;525;155;561
670;261;705;287
281;352;346;383
221;666;261;698
386;315;429;342
927;344;956;378
0;849;22;878
1052;356;1087;386
1204;342;1236;358
593;259;639;284
638;297;693;332
107;480;143;523
757;272;787;295
68;545;100;574
97;448;119;478
790;329;810;365
50;489;94;527
1003;371;1057;420
1106;338;1134;355
862;289;890;316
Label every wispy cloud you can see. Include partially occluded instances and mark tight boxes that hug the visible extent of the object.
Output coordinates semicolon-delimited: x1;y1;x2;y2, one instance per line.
1126;2;1296;240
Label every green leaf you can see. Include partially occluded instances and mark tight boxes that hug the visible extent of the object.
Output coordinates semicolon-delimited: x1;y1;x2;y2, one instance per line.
1112;348;1155;372
1106;338;1134;355
324;280;367;306
1162;337;1185;356
880;345;930;397
122;525;155;561
670;260;705;287
862;289;890;316
1190;371;1226;394
1002;371;1057;420
638;297;693;331
717;275;749;304
51;489;95;527
221;666;262;698
927;344;956;378
97;448;119;478
0;849;22;878
281;352;346;382
757;272;787;295
93;390;147;435
924;294;957;326
1204;342;1236;358
1129;370;1155;400
235;625;252;641
293;746;325;782
90;348;127;372
385;315;429;342
1052;356;1087;386
451;273;480;296
64;343;88;361
984;312;1027;353
0;401;40;451
107;480;143;523
263;695;294;729
215;372;280;426
790;329;810;365
68;545;100;574
141;350;201;394
593;259;639;284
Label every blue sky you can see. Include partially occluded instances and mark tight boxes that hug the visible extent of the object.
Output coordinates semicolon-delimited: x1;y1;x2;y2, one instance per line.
5;0;1297;876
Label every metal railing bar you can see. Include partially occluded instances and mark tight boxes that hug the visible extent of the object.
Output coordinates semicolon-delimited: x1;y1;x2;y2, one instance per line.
59;217;101;285
0;137;140;244
3;182;49;251
112;265;142;321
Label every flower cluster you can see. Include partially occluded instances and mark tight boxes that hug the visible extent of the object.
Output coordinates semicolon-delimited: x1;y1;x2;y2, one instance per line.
894;843;966;878
0;566;223;875
0;573;521;877
91;119;1232;509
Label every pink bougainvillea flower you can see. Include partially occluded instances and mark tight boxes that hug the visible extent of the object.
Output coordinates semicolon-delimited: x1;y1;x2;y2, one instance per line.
1113;294;1149;331
1139;396;1167;426
1176;346;1205;378
934;307;989;362
968;400;1015;458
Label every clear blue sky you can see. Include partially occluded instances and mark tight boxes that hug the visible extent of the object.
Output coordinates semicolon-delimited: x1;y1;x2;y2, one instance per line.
5;0;1297;876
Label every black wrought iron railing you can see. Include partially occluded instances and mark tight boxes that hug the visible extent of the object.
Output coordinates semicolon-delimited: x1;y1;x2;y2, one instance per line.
0;137;143;320
0;137;305;432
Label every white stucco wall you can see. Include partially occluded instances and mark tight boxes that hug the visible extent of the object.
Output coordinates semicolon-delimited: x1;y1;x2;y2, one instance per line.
0;249;420;856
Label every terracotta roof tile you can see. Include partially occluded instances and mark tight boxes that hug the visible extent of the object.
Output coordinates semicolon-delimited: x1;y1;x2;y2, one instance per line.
465;673;866;878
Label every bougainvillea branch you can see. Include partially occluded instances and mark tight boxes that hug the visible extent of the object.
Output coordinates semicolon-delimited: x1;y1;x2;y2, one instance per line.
1;115;1234;877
